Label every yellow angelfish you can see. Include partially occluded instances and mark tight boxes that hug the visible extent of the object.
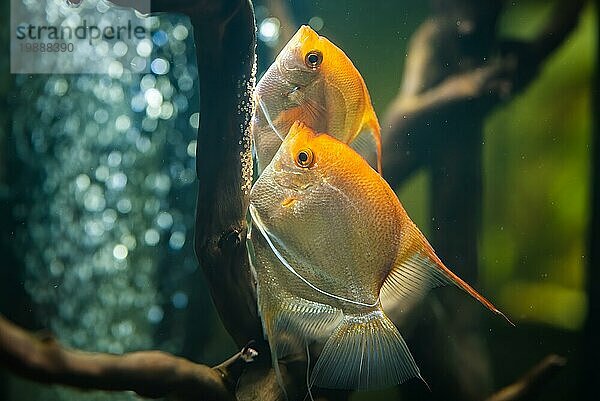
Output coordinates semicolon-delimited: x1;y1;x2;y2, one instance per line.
248;122;510;390
252;25;382;175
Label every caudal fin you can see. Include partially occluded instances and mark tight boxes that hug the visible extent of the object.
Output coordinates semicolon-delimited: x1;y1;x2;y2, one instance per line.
311;309;421;390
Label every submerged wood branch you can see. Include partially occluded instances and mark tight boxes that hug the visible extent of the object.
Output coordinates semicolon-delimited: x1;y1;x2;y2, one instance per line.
382;0;586;184
0;312;565;401
484;355;567;401
0;314;257;401
381;1;583;400
190;0;262;351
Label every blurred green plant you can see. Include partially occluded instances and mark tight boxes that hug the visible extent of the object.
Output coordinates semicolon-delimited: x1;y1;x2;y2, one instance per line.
481;4;596;331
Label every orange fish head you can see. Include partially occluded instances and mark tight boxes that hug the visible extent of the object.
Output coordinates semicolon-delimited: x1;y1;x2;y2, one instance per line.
265;121;324;191
251;121;374;214
250;122;321;218
275;25;337;87
274;121;351;180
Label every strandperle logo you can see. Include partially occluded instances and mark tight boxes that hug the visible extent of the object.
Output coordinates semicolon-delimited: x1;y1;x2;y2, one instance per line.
10;0;152;74
16;19;148;46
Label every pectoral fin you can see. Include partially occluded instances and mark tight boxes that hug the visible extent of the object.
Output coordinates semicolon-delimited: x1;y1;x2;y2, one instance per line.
381;221;513;324
287;88;327;125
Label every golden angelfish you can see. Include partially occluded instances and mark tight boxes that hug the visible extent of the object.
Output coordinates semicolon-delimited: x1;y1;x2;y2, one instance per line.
252;25;382;175
248;122;510;390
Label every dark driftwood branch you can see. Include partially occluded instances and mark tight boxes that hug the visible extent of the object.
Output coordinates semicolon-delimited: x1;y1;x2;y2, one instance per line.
190;0;262;350
0;314;257;401
154;0;293;399
115;0;266;364
484;355;566;401
0;311;565;401
382;0;586;184
117;0;262;352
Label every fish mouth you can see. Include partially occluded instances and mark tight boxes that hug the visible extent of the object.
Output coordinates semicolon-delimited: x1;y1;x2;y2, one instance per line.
281;196;298;208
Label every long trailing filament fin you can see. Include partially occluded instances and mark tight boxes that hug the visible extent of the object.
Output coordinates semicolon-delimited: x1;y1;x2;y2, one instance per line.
381;221;514;325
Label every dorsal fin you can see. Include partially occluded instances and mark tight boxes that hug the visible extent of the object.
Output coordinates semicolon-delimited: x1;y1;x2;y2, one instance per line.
356;91;383;174
349;120;382;174
365;117;383;175
381;221;514;325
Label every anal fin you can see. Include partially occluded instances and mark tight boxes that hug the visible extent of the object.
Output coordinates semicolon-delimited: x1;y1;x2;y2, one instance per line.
258;289;344;359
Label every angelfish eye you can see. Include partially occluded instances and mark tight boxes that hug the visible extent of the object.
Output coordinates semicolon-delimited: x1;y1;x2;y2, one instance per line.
304;50;323;68
295;148;314;168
